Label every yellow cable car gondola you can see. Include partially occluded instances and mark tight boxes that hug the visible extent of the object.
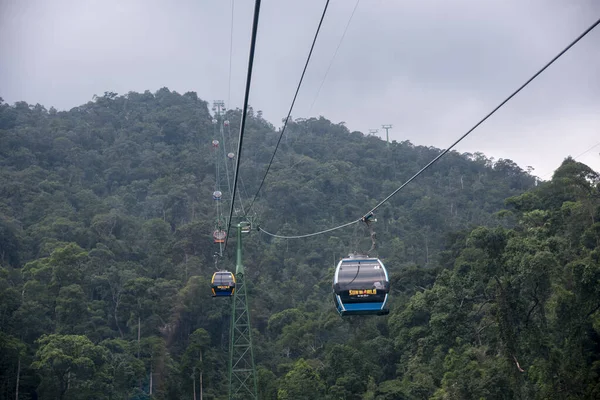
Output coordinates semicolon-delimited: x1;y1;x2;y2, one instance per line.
211;270;236;297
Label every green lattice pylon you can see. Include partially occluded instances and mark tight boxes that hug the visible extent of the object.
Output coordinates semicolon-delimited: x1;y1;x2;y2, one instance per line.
228;222;258;400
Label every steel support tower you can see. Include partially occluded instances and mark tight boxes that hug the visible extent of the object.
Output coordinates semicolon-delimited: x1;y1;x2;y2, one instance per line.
213;100;226;115
381;124;392;146
228;222;258;400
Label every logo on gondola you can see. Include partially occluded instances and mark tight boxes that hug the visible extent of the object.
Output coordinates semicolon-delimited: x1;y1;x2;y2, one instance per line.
349;289;377;296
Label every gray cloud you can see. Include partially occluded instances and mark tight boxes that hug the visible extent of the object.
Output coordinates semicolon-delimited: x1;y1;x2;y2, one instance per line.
1;0;599;178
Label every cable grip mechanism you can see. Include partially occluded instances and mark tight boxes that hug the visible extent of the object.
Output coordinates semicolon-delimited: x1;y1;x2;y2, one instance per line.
361;212;377;255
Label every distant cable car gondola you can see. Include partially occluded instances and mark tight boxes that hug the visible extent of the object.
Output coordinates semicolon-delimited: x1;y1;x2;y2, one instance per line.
211;271;235;297
212;139;219;148
227;152;235;159
213;190;222;200
333;255;390;316
213;229;226;243
224;120;230;126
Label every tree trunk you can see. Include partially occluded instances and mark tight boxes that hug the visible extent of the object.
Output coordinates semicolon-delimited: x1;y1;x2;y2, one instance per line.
114;296;123;338
15;356;20;400
193;368;197;400
185;253;189;281
59;380;67;400
137;315;142;390
424;235;429;265
137;316;141;358
149;364;153;395
199;350;203;400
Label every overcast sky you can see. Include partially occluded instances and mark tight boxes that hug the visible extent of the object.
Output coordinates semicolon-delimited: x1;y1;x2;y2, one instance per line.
1;0;599;179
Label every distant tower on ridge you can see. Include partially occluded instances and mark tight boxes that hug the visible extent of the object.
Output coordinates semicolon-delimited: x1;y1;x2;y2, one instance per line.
381;124;393;146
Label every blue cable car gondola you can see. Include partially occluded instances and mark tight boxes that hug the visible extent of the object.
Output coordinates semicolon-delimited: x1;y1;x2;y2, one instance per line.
211;271;236;297
333;255;390;316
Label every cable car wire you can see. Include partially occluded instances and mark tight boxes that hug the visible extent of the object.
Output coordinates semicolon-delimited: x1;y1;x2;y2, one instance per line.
219;119;233;204
259;15;600;240
539;140;600;180
213;135;223;256
238;174;250;215
224;0;262;251
225;122;249;215
572;141;600;161
308;0;360;114
245;0;331;217
362;15;600;220
227;0;235;107
258;218;360;239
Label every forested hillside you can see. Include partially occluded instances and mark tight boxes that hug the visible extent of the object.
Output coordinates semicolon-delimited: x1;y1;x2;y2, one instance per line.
0;89;598;399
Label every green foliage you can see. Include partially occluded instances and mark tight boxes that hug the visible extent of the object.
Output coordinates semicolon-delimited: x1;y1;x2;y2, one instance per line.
32;334;108;400
1;90;597;399
277;358;325;400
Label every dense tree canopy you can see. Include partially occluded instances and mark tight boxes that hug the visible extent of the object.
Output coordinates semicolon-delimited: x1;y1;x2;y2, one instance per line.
0;90;598;399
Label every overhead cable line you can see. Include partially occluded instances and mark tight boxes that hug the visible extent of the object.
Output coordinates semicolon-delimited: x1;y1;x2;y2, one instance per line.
225;121;248;215
238;175;250;215
213;129;224;256
539;140;600;180
228;145;248;217
219;115;233;201
362;15;600;219
245;0;331;216
573;141;600;160
227;0;235;107
259;219;361;239
308;0;360;113
224;0;262;251
259;15;600;240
